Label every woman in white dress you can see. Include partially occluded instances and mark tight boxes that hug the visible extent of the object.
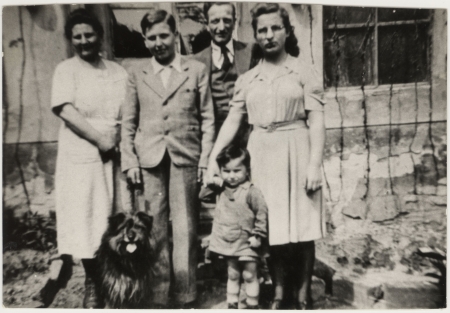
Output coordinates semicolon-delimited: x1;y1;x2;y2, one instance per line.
205;3;326;309
50;9;127;308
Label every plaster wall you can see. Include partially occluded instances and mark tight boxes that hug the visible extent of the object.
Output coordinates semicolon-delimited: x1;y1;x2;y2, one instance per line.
3;5;69;144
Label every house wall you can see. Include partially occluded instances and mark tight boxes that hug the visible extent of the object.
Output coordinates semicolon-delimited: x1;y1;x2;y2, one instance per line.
3;5;70;218
3;5;447;246
3;5;69;144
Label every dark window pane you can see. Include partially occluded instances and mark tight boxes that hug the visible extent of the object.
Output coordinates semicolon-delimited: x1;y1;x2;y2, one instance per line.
378;24;429;85
323;6;374;27
112;8;154;58
324;28;374;87
176;4;211;54
378;8;431;22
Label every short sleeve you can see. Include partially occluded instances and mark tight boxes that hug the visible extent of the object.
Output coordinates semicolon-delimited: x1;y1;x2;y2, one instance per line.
51;61;75;110
301;60;325;112
228;74;247;115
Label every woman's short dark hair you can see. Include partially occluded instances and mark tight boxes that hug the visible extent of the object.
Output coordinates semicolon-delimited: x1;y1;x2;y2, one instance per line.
216;143;251;170
64;8;104;40
140;9;176;34
250;3;300;58
203;2;236;22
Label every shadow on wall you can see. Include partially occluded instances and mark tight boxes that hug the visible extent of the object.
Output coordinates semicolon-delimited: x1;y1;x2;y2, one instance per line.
26;5;57;31
110;7;151;58
110;5;211;58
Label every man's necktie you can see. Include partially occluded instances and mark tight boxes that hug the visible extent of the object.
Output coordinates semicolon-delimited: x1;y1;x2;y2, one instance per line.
221;46;231;72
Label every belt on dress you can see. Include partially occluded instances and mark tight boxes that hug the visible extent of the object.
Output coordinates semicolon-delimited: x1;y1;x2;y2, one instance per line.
253;119;307;132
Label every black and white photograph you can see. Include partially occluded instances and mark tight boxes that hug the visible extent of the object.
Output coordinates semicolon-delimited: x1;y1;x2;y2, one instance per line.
2;0;447;309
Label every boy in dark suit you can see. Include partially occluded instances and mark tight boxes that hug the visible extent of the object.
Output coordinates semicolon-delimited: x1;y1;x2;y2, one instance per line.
121;10;214;308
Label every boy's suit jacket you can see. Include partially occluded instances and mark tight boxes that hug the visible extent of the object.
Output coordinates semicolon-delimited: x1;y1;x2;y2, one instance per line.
121;56;215;172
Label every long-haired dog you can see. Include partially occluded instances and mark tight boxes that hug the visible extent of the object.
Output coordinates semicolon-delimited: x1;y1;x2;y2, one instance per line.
95;211;153;308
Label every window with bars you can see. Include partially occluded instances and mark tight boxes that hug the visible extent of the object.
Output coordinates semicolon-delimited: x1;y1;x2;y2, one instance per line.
323;6;432;88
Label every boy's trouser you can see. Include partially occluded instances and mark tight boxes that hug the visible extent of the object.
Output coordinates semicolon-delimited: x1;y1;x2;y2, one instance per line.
139;152;198;305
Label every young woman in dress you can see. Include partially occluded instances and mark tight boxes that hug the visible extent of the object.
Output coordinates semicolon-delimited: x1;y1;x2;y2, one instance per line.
50;9;127;308
205;3;326;309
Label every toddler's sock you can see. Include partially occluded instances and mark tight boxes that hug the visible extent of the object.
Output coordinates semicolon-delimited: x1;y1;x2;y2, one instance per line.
227;276;240;306
245;276;260;307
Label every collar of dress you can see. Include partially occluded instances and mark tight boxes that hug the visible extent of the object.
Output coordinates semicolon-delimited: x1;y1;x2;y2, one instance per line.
249;54;299;82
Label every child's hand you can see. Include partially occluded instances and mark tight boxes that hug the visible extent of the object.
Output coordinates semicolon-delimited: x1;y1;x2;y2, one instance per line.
248;236;261;248
201;235;211;249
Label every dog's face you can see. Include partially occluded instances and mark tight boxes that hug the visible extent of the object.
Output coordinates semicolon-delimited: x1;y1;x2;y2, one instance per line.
105;212;153;256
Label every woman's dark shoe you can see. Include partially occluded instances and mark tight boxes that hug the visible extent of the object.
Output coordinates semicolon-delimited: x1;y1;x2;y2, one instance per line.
228;302;239;309
83;276;102;308
296;300;313;310
31;279;60;308
270;299;282;310
181;299;199;309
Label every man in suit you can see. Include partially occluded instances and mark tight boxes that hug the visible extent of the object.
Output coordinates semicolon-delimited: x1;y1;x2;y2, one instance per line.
121;10;214;308
194;2;253;136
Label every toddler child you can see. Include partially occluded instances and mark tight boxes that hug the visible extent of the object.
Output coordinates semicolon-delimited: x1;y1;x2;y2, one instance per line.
205;144;268;309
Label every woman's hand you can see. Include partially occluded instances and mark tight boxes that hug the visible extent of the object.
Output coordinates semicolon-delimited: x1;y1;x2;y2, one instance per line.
97;133;117;153
305;165;322;194
127;167;142;185
204;162;223;187
306;110;325;194
197;167;207;183
203;111;245;186
57;104;119;153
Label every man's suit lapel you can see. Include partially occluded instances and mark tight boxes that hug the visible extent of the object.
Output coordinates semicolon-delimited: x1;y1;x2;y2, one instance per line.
143;61;165;98
201;46;213;74
163;58;189;103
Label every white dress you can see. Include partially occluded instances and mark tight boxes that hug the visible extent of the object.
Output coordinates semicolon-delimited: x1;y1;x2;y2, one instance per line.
229;55;327;245
51;56;128;258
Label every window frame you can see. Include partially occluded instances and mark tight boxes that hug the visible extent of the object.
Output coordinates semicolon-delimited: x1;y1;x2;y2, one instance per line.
323;7;432;90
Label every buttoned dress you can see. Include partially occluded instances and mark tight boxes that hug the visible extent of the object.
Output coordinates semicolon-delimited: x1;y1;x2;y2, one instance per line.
51;56;128;259
229;55;326;246
208;181;268;258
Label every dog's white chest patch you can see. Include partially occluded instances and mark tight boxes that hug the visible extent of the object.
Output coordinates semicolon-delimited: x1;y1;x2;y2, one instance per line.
126;243;137;253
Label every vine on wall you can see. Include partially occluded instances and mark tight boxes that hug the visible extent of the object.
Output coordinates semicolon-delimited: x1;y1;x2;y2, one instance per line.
427;11;439;190
332;7;345;203
323;7;442;211
14;6;31;210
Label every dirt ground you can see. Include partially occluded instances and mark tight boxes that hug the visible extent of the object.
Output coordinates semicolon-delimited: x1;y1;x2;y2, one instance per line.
3;248;354;309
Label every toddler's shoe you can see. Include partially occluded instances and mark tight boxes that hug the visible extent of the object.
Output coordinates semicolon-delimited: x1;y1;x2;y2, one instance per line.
228;302;239;309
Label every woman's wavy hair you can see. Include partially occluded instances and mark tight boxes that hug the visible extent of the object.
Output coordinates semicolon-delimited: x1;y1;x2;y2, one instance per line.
250;3;299;65
64;8;104;40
